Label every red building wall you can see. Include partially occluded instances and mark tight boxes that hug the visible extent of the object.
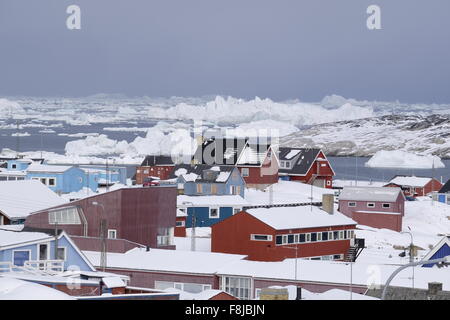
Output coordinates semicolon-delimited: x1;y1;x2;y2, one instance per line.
175;217;186;237
283;152;334;189
25;187;177;248
211;212;354;261
338;194;405;218
385;179;443;197
238;151;279;186
352;211;403;232
136;165;174;184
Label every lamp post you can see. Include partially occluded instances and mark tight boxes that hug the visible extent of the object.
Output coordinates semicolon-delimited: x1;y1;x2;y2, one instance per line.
92;201;107;272
182;201;196;251
401;228;414;288
381;256;450;300
284;245;299;281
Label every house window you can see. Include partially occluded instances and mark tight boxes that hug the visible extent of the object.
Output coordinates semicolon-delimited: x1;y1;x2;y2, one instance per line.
250;234;273;241
280;161;285;168
275;235;283;245
306;233;311;242
155;281;210;294
294;234;299;243
382;203;391;208
220;276;251;300
233;208;241;214
157;228;172;246
12;164;17;169
333;231;339;240
322;232;328;241
241;168;249;177
209;208;219;218
317;232;322;241
40;178;47;185
287;234;294;244
57;247;67;260
176;220;185;227
310;233;317;242
13;250;30;266
339;231;344;239
285;161;290;168
348;202;356;207
48;178;56;186
108;229;117;239
326;180;331;186
367;203;375;208
78;177;83;183
48;207;81;225
299;234;306;243
196;184;203;193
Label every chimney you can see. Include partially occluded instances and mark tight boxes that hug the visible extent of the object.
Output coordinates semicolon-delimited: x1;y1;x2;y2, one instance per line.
296;287;302;300
322;194;334;214
146;246;150;252
428;282;442;296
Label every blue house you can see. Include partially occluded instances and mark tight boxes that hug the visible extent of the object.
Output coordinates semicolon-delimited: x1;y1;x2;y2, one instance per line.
6;159;34;171
26;163;89;194
422;236;450;267
437;179;450;205
0;228;95;272
177;194;249;227
80;165;128;187
171;164;246;198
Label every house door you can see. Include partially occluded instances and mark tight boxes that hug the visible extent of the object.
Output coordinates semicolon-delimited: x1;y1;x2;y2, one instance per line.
313;179;325;188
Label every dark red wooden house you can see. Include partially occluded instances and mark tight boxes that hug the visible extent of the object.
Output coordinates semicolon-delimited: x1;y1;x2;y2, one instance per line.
278;147;335;189
24;186;177;249
135;155;175;183
384;175;443;198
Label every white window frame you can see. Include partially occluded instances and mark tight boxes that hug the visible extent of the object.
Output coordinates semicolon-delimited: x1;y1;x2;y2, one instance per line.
382;203;391;208
326;180;331;186
176;220;185;227
12;249;31;266
37;243;50;261
209;207;219;219
57;247;67;261
367;202;375;208
107;229;117;239
285;161;291;168
305;233;311;243
241;168;249;177
250;234;273;241
48;178;56;186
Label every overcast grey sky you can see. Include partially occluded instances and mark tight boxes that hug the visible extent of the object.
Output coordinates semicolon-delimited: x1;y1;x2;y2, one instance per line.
0;0;449;103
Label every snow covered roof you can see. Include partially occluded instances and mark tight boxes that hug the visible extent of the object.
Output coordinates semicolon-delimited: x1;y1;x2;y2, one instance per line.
0;229;53;248
177;195;249;207
83;248;247;275
163;288;232;300
102;276;126;288
267;285;379;300
332;179;387;188
421;236;450;262
388;176;433;188
215;258;450;291
0;180;67;219
440;179;450;193
0;277;75;300
177;208;188;217
338;186;404;202
278;147;335;176
245;206;356;230
26;163;74;173
170;164;237;183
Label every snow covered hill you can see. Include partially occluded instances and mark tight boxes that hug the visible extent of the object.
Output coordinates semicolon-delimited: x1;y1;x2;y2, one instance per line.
281;114;450;159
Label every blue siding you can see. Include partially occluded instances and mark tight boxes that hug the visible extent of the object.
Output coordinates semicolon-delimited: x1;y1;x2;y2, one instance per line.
180;167;245;197
423;243;450;267
26;167;87;193
0;234;93;271
185;206;235;227
438;194;447;204
7;160;30;171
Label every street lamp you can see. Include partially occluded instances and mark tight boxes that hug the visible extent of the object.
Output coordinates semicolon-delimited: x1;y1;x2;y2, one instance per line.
401;227;415;288
182;201;196;251
381;255;450;300
284;245;299;281
92;201;107;272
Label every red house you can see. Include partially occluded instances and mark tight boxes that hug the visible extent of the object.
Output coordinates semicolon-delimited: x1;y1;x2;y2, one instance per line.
384;176;443;198
278;148;335;189
338;186;405;232
135;155;176;184
25;186;177;249
193;138;278;190
175;209;187;237
211;205;358;262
